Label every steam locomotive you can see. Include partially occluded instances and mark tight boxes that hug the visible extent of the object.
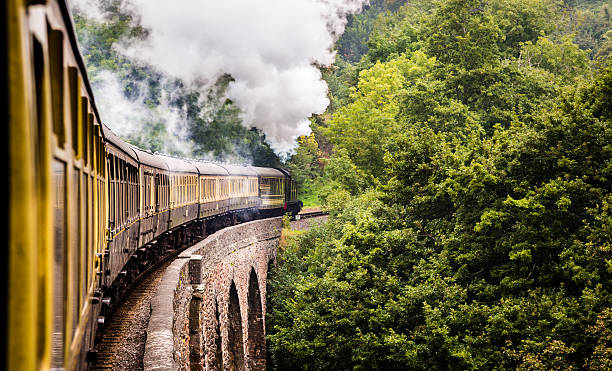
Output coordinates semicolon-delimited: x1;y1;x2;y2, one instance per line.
2;0;301;369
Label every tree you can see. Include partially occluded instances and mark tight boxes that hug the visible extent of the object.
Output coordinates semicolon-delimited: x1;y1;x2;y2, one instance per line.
286;133;324;197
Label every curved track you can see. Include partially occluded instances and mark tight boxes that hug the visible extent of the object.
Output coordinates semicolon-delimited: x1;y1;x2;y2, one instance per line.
91;260;172;370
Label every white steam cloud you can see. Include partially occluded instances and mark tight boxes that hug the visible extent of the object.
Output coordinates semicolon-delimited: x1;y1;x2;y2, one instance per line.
123;0;365;152
74;0;366;153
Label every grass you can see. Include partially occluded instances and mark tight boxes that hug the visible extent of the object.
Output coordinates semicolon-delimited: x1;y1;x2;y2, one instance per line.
301;193;320;208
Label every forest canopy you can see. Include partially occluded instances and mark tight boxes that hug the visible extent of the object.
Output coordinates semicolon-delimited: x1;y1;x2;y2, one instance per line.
271;0;612;369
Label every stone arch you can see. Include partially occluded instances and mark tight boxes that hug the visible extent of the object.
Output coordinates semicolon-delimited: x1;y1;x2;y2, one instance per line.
247;268;265;370
227;281;245;371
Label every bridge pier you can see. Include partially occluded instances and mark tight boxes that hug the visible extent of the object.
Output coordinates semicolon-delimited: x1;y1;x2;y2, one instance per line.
144;217;281;371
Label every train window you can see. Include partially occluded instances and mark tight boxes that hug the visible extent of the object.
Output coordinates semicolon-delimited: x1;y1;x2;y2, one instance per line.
68;67;79;155
100;137;105;176
32;36;45;153
205;179;209;201
115;159;120;226
151;172;155;211
208;179;211;201
165;175;168;209
148;172;152;211
203;178;207;201
110;156;115;227
71;168;81;333
140;168;144;215
164;175;167;208
160;175;163;210
128;168;131;218
107;158;113;228
88;114;94;168
48;27;65;147
113;157;118;228
92;134;97;173
123;163;127;224
51;160;66;369
177;176;180;206
80;97;88;163
144;171;148;212
75;172;86;337
206;178;209;201
148;172;151;211
140;170;144;215
118;159;122;225
118;159;123;226
171;175;175;207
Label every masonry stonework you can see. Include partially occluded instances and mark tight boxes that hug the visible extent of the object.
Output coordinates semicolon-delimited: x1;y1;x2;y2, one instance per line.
144;217;282;371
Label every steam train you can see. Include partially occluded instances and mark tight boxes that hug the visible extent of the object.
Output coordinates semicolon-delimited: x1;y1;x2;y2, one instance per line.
2;0;301;369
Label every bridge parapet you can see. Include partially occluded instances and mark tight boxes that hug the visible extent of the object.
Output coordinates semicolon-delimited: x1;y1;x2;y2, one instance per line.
144;217;282;370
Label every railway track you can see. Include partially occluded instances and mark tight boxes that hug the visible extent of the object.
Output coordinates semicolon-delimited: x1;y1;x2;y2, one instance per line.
90;258;172;370
292;210;328;231
296;210;327;219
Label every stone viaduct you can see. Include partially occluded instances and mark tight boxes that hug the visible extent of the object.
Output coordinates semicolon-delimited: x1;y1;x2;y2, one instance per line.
144;217;282;370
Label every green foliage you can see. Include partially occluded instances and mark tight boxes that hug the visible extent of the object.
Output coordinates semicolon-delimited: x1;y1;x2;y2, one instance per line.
268;57;612;371
325;58;404;179
336;0;411;63
267;0;612;366
286;133;324;195
519;36;591;81
571;1;612;61
424;0;503;70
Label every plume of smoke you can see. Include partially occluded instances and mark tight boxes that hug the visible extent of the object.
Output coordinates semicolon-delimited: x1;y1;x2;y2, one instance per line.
69;0;108;22
91;70;195;156
118;0;367;152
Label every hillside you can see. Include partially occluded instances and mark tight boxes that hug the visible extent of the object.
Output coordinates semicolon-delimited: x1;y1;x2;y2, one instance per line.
269;0;612;369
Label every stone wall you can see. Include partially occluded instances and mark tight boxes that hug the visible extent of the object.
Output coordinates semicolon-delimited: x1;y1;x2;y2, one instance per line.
144;217;282;370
